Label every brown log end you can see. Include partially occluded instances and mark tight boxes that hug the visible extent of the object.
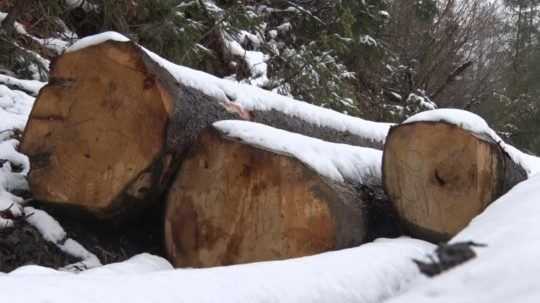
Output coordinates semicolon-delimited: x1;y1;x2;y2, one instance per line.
20;41;173;218
382;121;526;242
164;127;366;268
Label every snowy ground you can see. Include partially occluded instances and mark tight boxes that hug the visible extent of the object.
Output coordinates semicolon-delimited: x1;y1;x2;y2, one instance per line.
0;238;434;303
387;174;540;303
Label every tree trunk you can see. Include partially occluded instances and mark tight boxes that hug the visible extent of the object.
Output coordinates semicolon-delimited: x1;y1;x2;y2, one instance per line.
164;127;368;268
382;121;527;242
21;39;386;218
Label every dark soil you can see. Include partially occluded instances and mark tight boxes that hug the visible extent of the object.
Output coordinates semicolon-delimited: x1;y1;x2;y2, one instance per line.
0;221;78;272
30;201;165;265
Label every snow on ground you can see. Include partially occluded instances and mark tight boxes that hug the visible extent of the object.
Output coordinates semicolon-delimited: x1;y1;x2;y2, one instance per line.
387;174;540;303
0;237;434;303
0;84;34;132
66;32;393;146
404;108;540;176
25;206;102;271
0;84;34;227
0;75;46;96
214;120;382;186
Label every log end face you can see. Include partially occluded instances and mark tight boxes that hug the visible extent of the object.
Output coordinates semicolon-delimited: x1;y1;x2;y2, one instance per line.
21;42;170;217
383;122;506;242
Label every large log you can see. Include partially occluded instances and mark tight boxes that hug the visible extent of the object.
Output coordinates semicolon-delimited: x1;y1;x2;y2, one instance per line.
383;121;527;242
164;123;372;268
20;34;389;218
20;41;234;217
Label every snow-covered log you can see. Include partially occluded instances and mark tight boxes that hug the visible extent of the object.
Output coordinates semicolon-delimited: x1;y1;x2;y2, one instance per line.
382;109;532;242
20;32;390;218
165;121;388;267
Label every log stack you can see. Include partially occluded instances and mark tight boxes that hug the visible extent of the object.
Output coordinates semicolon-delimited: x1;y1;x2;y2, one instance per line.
20;35;391;267
20;38;388;219
383;121;527;242
20;33;531;268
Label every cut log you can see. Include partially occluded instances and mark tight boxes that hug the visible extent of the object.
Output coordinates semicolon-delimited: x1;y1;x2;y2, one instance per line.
20;41;236;217
21;34;390;218
383;121;527;242
164;122;376;268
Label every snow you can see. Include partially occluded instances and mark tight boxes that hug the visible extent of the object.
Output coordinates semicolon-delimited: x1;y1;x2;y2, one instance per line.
244;51;269;87
25;207;66;243
24;206;102;271
359;35;378;47
390;91;402;100
31;37;70;55
404;108;492;136
0;75;46;96
0;84;33;228
67;32;392;145
387;174;540;303
0;139;29;175
379;10;390;18
221;33;270;87
0;84;34;132
64;0;99;12
404;109;540;176
0;237;434;303
58;239;102;271
66;31;130;53
277;22;292;32
214;120;383;186
81;254;172;275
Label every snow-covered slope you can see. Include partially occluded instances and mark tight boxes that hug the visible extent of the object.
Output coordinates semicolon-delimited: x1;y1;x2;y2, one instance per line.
0;238;434;303
387;173;540;303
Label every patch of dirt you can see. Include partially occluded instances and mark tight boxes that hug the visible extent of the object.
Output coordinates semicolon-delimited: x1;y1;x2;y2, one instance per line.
32;202;164;265
0;221;78;272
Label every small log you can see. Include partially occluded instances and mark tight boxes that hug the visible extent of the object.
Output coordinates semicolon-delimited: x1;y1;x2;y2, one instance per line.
164;127;367;268
383;121;527;242
21;38;388;218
